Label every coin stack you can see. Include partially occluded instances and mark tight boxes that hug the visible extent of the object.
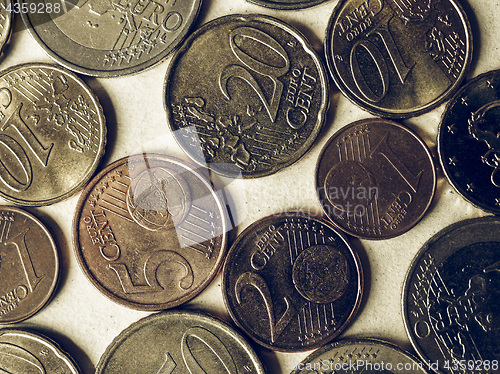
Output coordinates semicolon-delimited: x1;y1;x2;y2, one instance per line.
0;0;498;373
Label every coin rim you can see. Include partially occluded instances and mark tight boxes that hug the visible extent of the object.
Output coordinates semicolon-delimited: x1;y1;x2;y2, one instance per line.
19;0;202;77
401;215;498;374
290;337;432;373
324;0;473;119
246;0;328;10
0;328;80;372
72;154;228;311
164;13;329;178
315;118;437;240
0;206;60;324
437;69;500;214
221;211;364;352
95;310;267;373
0;62;106;206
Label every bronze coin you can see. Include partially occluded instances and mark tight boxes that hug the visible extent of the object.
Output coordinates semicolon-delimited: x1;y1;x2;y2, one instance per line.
73;154;227;311
20;0;201;77
316;118;436;239
291;338;431;373
403;216;500;374
0;63;106;206
438;70;500;214
0;329;80;373
164;14;329;178
222;212;363;352
96;310;266;373
0;206;59;324
325;0;472;118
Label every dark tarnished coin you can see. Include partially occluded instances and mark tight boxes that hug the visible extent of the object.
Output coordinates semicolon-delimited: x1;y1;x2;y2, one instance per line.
325;0;472;118
316;118;436;239
0;206;59;324
403;216;500;374
165;14;328;178
21;0;201;77
438;70;500;214
73;154;227;311
222;212;363;352
0;329;80;373
291;338;431;373
0;63;106;206
246;0;328;10
0;0;12;58
96;310;266;373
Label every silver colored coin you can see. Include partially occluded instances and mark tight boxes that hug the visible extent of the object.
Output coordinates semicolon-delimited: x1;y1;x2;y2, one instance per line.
0;329;80;373
247;0;328;10
96;310;266;373
20;0;202;77
0;0;12;59
403;216;500;374
291;338;431;373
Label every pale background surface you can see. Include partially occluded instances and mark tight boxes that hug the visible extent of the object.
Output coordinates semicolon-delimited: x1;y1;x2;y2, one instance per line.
1;0;498;372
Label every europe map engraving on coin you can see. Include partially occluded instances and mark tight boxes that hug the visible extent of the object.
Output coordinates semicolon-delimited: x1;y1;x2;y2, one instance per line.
325;0;472;117
73;154;227;310
21;0;202;77
403;216;500;374
222;213;363;351
165;14;328;178
0;63;106;206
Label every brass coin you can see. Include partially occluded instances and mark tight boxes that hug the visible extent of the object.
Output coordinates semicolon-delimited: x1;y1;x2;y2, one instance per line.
325;0;472;118
247;0;328;10
291;338;431;373
438;70;500;214
0;206;59;324
0;63;106;206
96;310;266;373
0;329;80;373
222;212;363;352
20;0;201;77
0;0;12;58
316;118;436;239
73;154;227;311
403;216;500;374
164;14;329;178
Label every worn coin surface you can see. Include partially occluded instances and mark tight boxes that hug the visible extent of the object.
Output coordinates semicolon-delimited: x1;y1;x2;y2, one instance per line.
0;0;12;58
0;63;106;206
246;0;328;10
73;154;227;311
165;14;328;178
316;118;436;240
291;338;431;373
0;329;80;373
0;206;59;324
222;212;363;351
325;0;472;118
21;0;201;77
438;70;500;214
403;216;500;374
95;310;266;373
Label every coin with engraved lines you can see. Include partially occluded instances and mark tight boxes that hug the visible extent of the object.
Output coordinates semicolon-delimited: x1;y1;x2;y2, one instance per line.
165;14;328;178
95;310;266;373
222;212;363;351
21;0;201;77
403;216;500;374
0;63;106;206
0;0;12;58
0;329;80;373
73;154;227;310
0;206;59;324
316;118;436;239
325;0;472;118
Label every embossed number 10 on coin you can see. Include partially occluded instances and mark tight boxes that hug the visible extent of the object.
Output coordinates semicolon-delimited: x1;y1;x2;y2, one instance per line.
165;14;328;178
